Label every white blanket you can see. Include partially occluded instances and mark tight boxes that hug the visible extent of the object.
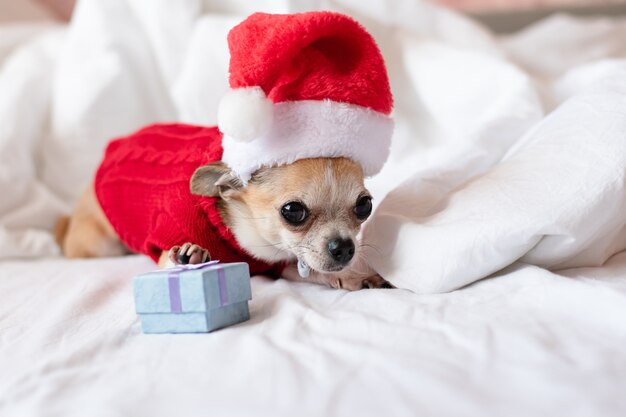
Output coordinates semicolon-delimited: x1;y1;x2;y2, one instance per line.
2;2;626;416
1;0;626;293
2;254;626;416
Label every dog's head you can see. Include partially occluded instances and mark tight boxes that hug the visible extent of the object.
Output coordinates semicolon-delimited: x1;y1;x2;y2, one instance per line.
190;158;372;275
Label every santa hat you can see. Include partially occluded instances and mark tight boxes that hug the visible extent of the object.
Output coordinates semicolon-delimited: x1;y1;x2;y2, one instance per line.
218;11;394;182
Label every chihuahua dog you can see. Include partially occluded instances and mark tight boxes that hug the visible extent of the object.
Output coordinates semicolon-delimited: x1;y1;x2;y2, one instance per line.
57;156;390;291
57;11;396;291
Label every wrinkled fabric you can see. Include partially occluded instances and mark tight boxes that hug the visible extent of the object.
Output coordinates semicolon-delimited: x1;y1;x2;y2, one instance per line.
1;254;626;416
1;1;626;416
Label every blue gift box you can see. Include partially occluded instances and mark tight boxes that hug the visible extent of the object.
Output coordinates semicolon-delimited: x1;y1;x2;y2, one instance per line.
133;261;251;334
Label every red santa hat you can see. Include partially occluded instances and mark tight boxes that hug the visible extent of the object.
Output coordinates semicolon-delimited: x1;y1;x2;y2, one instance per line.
218;11;394;182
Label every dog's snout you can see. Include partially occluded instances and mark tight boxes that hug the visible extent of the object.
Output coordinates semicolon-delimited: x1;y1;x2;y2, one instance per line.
327;238;355;264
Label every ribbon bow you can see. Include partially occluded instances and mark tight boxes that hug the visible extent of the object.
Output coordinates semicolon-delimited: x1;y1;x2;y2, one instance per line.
166;260;229;313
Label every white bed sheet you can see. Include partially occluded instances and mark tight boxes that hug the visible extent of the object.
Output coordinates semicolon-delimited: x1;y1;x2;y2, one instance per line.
1;253;626;417
2;0;626;415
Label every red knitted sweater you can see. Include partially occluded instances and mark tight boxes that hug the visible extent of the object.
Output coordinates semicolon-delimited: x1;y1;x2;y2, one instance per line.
94;123;282;276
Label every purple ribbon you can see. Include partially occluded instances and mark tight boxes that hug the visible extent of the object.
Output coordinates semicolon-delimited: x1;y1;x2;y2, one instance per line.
164;260;230;313
167;272;183;313
218;268;229;306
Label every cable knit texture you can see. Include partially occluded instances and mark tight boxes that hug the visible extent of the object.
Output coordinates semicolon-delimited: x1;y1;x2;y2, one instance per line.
94;123;283;276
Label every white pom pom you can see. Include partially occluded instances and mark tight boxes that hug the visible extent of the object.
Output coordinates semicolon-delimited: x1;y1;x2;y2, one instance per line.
217;87;274;142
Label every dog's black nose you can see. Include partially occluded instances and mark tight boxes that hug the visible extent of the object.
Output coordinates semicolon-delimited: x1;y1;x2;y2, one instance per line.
327;238;355;264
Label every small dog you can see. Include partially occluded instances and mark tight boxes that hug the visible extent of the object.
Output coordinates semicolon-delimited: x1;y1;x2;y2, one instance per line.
57;11;396;292
57;156;390;291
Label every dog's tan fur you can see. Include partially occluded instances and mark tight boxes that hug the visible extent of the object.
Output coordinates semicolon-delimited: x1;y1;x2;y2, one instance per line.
59;157;388;290
57;185;128;259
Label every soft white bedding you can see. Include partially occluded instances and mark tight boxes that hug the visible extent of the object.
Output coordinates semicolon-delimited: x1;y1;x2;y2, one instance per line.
1;0;626;415
2;254;626;416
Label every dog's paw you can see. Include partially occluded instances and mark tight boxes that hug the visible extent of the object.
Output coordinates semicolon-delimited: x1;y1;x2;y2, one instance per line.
168;243;211;265
332;274;394;291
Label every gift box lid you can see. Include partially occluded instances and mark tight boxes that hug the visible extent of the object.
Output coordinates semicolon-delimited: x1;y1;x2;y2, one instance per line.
134;262;251;314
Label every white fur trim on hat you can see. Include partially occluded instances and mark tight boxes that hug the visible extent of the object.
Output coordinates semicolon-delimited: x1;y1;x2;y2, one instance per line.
217;87;274;142
221;100;394;183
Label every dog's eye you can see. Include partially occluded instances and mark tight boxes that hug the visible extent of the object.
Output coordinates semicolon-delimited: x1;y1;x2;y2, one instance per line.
281;202;309;225
354;196;372;220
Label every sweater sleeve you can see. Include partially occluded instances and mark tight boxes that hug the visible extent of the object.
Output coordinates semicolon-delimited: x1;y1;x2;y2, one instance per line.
143;212;188;263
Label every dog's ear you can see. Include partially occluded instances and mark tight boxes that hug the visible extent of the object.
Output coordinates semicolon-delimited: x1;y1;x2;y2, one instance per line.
190;162;243;200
